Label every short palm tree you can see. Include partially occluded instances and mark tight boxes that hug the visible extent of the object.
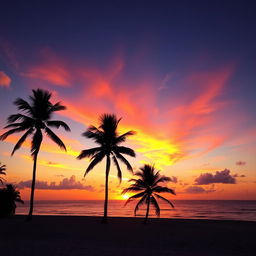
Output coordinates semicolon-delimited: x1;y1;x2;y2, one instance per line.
0;162;6;185
77;114;136;223
0;184;24;217
122;164;176;224
0;89;70;220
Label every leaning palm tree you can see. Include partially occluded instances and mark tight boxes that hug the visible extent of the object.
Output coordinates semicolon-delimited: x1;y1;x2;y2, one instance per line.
0;184;24;217
0;89;70;220
122;164;176;224
0;162;6;185
77;114;136;223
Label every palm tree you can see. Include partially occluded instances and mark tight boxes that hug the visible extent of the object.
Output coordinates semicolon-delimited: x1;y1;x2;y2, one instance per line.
0;184;24;217
77;114;136;223
0;162;6;185
122;164;176;224
0;89;70;220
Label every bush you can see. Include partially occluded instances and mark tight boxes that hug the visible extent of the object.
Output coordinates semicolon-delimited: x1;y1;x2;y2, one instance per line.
0;184;24;217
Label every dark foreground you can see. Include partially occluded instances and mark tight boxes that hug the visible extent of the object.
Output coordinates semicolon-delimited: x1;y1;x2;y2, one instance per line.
0;215;255;256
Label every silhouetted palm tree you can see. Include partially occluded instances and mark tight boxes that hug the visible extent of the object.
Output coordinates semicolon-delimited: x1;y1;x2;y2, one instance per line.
0;184;24;217
122;164;176;224
0;162;6;185
77;114;136;223
0;89;70;220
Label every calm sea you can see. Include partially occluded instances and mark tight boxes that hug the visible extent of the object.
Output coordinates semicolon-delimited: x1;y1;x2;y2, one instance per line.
16;200;256;221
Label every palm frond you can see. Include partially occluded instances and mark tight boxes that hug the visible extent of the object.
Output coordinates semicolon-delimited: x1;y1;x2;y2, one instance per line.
7;114;33;123
15;198;24;204
4;122;27;129
124;191;146;206
84;152;105;177
0;127;27;141
122;186;144;194
153;176;172;186
115;130;136;144
0;163;6;173
153;186;176;195
0;163;6;184
134;194;148;216
13;98;33;114
11;128;34;155
150;196;160;216
44;127;67;151
112;155;122;183
46;120;71;131
0;177;6;185
127;178;147;189
114;152;133;172
113;146;136;157
82;126;103;144
154;193;175;208
77;147;102;159
49;102;66;112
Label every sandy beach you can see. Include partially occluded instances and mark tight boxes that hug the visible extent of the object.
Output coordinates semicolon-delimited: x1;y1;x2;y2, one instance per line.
0;215;255;256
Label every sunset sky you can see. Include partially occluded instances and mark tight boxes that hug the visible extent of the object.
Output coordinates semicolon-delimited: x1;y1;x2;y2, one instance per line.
0;1;255;201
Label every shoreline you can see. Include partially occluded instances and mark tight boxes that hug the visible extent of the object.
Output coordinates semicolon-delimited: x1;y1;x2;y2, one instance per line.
12;214;256;223
1;215;255;256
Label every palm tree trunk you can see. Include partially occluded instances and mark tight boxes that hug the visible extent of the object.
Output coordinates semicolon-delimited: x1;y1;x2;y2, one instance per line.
26;151;38;221
144;195;151;224
102;154;111;223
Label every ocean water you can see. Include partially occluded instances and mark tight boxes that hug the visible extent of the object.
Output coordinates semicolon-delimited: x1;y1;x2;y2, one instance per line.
15;200;256;221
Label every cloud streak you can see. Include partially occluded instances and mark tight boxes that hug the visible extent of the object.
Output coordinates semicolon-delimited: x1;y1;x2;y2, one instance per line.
19;50;238;167
184;186;216;194
17;175;94;191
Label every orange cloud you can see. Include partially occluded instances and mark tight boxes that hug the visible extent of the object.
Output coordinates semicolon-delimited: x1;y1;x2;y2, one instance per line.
0;71;11;87
56;65;235;167
20;51;237;167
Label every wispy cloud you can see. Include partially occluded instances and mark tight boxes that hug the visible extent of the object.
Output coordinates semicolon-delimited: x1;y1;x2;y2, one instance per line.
17;175;94;191
184;186;216;194
21;49;71;87
19;50;238;167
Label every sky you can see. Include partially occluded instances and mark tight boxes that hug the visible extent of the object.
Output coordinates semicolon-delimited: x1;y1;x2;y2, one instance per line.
0;0;255;201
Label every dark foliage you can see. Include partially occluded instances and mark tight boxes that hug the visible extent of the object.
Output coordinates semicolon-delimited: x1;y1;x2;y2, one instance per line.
0;89;70;220
0;184;24;217
77;114;136;222
123;164;176;223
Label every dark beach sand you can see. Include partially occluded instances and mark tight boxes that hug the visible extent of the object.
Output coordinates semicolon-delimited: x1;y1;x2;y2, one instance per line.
0;215;255;256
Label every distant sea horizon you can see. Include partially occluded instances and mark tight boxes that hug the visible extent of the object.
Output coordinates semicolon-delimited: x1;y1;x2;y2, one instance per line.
16;200;256;222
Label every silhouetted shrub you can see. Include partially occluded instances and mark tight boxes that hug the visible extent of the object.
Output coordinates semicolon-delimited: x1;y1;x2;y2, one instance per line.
0;184;24;217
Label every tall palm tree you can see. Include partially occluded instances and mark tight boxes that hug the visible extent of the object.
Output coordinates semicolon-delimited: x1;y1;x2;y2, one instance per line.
0;162;6;185
122;164;176;224
0;89;70;220
0;184;24;217
77;114;136;223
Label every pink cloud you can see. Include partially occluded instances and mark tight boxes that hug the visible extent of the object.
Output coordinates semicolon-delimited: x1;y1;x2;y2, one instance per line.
21;50;240;165
21;49;71;87
0;71;11;87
